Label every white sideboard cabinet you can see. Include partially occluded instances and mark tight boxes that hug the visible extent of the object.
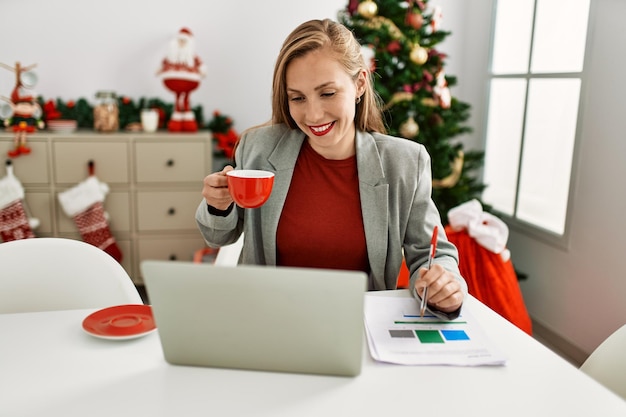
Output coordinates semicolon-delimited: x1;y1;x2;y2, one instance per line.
0;131;213;284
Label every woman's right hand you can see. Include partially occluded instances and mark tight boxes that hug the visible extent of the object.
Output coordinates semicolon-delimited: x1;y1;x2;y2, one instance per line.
202;165;234;210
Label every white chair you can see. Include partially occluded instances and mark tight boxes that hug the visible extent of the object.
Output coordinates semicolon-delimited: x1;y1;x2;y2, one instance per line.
214;233;244;267
0;237;143;314
579;324;626;400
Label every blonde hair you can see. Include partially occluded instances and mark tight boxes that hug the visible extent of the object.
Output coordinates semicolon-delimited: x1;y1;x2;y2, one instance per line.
271;19;386;134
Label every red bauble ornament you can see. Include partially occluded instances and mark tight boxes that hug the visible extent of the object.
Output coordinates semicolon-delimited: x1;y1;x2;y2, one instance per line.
387;40;402;55
347;0;360;15
406;12;424;30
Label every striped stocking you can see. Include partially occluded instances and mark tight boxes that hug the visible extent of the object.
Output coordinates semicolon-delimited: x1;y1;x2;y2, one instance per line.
0;200;36;242
0;161;36;242
58;176;122;263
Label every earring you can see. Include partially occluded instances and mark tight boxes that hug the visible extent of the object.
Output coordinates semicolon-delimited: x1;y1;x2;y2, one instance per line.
356;96;362;104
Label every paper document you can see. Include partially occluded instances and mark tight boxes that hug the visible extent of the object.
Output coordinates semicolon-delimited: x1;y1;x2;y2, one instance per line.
364;294;507;366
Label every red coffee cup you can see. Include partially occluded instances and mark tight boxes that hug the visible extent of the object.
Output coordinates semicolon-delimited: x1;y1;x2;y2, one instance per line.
226;170;275;208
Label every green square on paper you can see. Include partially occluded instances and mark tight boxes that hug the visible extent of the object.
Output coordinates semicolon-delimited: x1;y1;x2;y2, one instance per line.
415;330;445;343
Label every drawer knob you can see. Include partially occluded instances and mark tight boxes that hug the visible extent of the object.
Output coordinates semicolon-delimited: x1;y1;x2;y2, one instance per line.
166;159;175;167
168;207;176;215
169;254;177;261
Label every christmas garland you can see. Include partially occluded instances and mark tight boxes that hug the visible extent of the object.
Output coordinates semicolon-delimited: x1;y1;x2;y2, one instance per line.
37;95;203;131
206;110;238;159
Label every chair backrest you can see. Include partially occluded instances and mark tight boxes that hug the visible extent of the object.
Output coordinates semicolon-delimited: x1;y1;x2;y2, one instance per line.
0;238;142;314
213;233;244;267
579;324;626;400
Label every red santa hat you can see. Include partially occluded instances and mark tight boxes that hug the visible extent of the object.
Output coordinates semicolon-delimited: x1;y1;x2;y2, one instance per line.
178;27;193;40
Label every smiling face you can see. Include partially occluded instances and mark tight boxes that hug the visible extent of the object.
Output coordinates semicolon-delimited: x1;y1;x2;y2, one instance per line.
285;47;366;160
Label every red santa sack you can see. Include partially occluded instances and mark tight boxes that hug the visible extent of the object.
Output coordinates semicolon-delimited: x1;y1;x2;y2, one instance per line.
446;200;532;335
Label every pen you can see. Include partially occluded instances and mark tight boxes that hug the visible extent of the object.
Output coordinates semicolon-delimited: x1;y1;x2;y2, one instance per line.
420;225;439;317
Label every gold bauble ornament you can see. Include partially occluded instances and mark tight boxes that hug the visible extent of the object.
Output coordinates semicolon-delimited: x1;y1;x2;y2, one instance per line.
358;0;378;19
399;116;419;139
410;45;428;65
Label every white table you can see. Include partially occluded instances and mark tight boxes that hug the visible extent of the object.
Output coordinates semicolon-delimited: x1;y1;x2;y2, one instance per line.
1;291;624;416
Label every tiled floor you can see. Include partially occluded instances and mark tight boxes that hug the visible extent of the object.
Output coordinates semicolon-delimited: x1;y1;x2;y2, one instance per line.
531;322;587;367
533;334;581;367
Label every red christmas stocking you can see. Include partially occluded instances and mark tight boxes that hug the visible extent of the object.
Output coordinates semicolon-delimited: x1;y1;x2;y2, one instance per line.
0;200;36;242
58;176;122;263
0;162;37;242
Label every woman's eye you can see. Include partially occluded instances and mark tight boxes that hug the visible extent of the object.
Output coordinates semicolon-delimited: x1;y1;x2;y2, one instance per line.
321;92;335;98
289;96;304;102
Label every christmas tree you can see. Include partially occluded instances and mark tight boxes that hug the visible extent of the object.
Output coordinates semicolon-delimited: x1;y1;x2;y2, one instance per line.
339;0;485;220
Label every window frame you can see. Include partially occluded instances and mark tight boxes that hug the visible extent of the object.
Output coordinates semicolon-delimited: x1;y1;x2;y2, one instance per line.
481;0;593;250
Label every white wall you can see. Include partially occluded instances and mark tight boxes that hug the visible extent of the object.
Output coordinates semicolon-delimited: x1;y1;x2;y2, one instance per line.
0;0;349;130
5;0;621;358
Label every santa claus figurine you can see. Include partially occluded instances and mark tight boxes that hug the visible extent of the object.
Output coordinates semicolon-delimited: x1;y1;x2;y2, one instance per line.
157;27;207;132
433;69;451;109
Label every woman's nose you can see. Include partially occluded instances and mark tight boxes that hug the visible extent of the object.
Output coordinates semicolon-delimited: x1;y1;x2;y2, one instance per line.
305;100;324;122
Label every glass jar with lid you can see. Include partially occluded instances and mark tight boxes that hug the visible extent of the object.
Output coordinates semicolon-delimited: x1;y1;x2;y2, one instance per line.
93;90;119;132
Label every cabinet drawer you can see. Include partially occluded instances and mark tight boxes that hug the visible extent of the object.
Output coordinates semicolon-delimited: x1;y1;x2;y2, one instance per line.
56;191;131;233
53;141;129;184
136;191;201;231
137;236;206;264
0;140;49;184
135;142;207;183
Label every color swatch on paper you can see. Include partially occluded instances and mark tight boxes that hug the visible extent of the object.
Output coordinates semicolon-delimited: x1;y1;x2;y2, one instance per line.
415;330;445;343
441;329;470;341
389;330;415;338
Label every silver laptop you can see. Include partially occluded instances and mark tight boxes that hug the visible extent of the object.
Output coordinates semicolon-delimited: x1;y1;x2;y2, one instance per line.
141;261;367;377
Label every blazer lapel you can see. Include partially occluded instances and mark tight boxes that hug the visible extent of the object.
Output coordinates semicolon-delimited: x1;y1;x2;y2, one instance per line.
262;129;305;264
356;131;389;283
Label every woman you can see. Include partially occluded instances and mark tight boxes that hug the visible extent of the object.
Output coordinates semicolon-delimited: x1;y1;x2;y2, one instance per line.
196;18;466;319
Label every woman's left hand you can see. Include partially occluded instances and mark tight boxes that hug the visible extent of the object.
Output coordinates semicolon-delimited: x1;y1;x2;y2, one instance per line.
415;264;464;313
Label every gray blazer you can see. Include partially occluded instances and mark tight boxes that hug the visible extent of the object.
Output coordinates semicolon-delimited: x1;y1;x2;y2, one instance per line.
196;124;466;298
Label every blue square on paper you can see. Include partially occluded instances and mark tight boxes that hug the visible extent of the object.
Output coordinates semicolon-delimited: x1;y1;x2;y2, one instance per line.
441;329;470;341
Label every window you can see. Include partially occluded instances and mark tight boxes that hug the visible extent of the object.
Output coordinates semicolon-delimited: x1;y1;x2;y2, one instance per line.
482;0;590;238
